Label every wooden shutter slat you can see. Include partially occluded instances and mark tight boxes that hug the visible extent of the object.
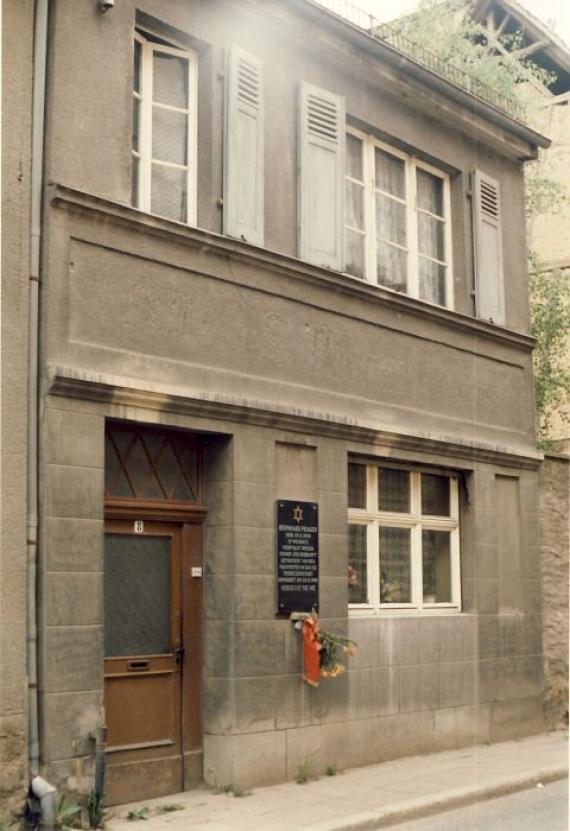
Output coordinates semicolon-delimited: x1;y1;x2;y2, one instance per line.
473;169;505;326
298;82;345;270
223;45;264;245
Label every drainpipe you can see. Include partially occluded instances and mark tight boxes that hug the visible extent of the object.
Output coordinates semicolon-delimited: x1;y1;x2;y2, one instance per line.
30;777;57;831
27;0;50;800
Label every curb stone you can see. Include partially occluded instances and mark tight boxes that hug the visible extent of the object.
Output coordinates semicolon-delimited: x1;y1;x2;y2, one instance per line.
309;766;568;831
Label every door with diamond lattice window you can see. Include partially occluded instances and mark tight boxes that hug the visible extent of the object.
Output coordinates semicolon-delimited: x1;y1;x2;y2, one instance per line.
103;422;205;806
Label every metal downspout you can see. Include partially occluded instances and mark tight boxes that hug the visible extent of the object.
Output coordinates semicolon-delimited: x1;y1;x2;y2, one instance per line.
27;0;49;792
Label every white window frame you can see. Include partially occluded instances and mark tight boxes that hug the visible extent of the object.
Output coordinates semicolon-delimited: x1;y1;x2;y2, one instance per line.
345;127;454;309
133;30;198;225
348;465;461;616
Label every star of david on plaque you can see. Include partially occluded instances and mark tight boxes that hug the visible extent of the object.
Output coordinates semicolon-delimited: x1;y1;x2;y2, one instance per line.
293;505;304;524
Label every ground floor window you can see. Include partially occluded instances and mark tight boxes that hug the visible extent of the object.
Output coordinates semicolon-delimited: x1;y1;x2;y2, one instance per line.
348;462;461;613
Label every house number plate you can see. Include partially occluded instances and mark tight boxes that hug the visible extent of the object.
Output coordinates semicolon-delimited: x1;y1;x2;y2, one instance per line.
133;521;144;534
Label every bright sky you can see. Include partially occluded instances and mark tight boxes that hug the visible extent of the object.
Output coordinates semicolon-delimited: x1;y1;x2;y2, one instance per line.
356;0;570;46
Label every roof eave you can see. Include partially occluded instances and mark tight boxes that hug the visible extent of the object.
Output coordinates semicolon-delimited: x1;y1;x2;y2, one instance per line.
294;0;551;156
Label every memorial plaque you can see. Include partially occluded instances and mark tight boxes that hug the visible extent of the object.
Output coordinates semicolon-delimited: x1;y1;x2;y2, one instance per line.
276;500;318;616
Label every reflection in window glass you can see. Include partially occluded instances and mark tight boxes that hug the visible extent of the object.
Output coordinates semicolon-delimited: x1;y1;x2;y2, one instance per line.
348;525;367;604
346;133;364;181
344;132;450;309
419;257;446;306
378;468;410;512
375;148;406;198
422;530;451;602
416;169;444;216
348;464;460;611
418;213;445;261
153;52;189;109
345;229;365;279
151;163;187;222
133;40;141;94
348;464;367;509
379;527;411;603
152;106;188;165
376;195;407;246
346;180;365;231
422;474;450;515
376;242;407;292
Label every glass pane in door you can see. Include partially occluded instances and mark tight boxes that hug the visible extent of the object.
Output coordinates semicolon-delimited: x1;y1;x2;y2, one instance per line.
104;534;171;657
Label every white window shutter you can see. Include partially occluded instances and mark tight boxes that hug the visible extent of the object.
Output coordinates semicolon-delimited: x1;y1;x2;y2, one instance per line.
298;82;345;270
223;46;264;245
473;170;505;325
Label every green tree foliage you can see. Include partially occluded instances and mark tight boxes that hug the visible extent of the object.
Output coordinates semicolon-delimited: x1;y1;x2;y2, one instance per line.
384;0;556;108
528;256;570;446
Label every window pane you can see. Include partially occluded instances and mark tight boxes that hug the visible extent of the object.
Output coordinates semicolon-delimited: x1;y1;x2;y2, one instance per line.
418;213;445;261
104;534;171;657
153;51;188;109
131;156;140;208
376;241;407;292
422;530;451;602
348;525;368;604
375;148;405;198
346;133;363;181
421;474;450;515
379;527;411;603
378;468;410;512
417;169;444;216
152;106;188;165
419;257;446;306
151;163;187;222
348;463;366;508
345;229;365;279
133;40;141;95
132;97;140;153
346;180;364;230
376;194;406;245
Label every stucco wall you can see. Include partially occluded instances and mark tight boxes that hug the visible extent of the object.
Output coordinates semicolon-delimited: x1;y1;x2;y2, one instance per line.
44;0;531;331
42;194;537;460
539;453;569;728
0;0;34;821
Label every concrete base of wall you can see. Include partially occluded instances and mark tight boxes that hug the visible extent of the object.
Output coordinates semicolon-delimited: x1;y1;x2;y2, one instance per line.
203;696;544;789
0;714;28;826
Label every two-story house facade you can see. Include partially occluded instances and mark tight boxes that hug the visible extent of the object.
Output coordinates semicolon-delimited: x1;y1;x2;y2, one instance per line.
1;0;551;814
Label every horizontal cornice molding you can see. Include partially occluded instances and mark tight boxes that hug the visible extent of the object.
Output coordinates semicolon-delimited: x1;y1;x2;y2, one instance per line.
48;365;543;471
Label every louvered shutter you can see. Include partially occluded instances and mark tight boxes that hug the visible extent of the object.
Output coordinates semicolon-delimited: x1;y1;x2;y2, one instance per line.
473;170;505;325
223;46;264;245
298;82;345;270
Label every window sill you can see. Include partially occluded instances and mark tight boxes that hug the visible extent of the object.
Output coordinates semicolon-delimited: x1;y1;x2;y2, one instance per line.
348;606;463;618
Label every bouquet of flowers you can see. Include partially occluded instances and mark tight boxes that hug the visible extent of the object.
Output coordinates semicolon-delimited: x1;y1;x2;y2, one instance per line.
302;610;357;686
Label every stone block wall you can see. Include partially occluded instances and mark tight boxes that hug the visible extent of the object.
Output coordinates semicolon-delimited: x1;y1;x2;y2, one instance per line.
37;398;545;797
539;453;569;728
40;401;106;796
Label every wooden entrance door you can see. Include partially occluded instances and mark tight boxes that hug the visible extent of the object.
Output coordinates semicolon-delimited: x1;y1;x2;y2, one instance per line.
103;423;205;806
104;520;183;804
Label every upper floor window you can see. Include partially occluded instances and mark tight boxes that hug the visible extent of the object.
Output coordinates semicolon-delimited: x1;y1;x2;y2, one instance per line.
132;31;197;224
344;128;453;308
348;463;461;613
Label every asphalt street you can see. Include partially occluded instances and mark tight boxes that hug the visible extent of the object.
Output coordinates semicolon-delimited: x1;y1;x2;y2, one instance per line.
382;779;569;831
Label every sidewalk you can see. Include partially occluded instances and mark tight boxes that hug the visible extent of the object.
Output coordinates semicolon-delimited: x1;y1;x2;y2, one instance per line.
106;731;568;831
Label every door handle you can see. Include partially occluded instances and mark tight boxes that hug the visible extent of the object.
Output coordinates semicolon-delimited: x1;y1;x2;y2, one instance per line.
174;646;185;664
